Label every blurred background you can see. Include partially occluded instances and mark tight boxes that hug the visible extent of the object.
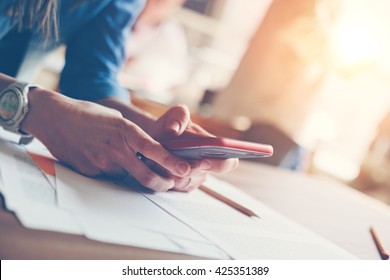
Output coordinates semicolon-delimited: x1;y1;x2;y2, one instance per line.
32;0;390;205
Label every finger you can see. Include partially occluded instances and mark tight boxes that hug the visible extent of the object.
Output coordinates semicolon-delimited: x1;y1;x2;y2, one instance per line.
180;122;215;138
140;155;170;177
126;127;191;177
172;166;207;190
139;141;190;177
173;172;208;192
165;105;191;135
172;176;192;190
153;105;191;139
189;159;212;170
118;152;175;192
117;119;191;177
190;158;239;173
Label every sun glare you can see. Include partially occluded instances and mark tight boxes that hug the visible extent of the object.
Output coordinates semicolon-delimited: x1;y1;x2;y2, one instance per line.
331;21;380;72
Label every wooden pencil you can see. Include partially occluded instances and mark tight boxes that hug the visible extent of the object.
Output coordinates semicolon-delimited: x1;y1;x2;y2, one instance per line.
370;226;390;260
199;185;259;218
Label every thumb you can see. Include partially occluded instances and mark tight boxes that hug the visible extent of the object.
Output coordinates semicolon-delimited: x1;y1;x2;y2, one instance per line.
166;105;191;135
153;105;191;139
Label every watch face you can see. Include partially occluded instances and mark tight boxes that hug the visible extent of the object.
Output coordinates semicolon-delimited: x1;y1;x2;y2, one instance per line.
0;90;19;121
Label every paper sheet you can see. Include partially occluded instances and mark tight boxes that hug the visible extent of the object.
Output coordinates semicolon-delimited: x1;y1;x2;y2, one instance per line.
0;140;82;234
0;138;359;259
218;161;390;259
145;176;358;259
55;162;228;259
25;139;56;188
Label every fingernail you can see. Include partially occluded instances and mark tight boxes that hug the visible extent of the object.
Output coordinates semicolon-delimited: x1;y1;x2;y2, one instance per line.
176;161;190;175
169;121;181;133
200;159;212;170
181;177;192;190
167;181;175;190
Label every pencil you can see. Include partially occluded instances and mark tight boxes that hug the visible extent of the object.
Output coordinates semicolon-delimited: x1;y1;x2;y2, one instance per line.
369;226;390;260
199;185;259;218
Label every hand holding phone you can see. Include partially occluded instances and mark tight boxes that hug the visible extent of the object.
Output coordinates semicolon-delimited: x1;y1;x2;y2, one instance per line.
161;137;273;159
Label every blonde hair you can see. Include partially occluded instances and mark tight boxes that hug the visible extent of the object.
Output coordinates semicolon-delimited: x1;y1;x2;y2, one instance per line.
11;0;60;40
11;0;90;41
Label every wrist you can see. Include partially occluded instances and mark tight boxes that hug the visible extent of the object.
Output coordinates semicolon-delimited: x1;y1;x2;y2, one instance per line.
0;81;42;138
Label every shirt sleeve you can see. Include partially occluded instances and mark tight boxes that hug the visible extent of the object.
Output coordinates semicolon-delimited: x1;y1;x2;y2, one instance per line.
59;0;144;103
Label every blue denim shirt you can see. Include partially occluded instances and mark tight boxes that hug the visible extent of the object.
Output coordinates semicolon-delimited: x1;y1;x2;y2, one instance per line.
0;0;144;102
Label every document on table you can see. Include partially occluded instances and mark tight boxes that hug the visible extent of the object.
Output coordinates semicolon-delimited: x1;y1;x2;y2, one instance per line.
0;140;82;234
0;140;226;259
145;176;357;259
55;163;356;259
55;162;228;259
25;138;57;189
0;139;357;259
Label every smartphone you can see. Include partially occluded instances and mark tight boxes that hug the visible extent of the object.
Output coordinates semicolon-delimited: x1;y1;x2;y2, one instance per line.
161;137;273;159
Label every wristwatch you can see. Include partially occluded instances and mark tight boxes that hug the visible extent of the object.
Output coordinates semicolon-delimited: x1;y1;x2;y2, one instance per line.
0;81;38;143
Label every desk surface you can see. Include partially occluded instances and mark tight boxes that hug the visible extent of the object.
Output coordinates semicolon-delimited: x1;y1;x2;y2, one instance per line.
1;160;390;259
217;161;390;260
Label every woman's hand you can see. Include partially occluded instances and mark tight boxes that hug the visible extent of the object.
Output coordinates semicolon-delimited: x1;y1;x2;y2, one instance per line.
147;105;239;192
21;89;192;192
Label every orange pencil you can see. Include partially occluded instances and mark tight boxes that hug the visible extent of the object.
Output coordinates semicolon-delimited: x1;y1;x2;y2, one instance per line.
199;185;259;218
370;226;389;260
